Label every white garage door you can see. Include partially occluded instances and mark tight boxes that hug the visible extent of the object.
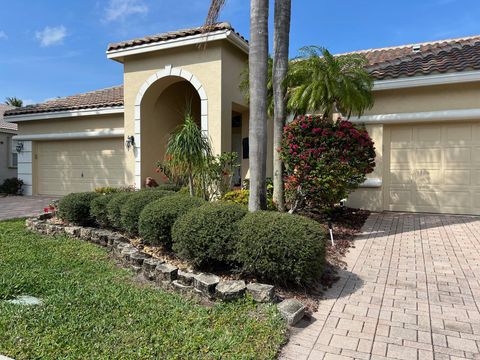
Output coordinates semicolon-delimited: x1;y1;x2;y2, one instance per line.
386;122;480;215
37;139;126;195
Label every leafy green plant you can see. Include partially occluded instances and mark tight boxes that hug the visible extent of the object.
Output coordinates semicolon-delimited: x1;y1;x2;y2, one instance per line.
236;211;326;285
172;202;247;268
139;194;206;247
90;194;116;228
164;110;212;197
0;178;24;195
286;46;374;118
95;186;136;194
222;188;276;210
195;152;240;201
280;115;375;212
120;190;174;235
58;192;101;226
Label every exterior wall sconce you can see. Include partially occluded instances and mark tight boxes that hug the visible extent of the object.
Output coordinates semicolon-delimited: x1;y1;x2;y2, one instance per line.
16;142;24;153
125;135;135;150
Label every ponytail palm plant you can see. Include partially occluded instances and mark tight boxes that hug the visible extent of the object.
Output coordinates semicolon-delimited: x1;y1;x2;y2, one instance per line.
286;46;374;118
165;112;212;196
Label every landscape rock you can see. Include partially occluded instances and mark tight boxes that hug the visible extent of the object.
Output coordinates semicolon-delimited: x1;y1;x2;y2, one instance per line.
142;258;164;280
171;280;193;295
120;246;139;264
64;226;81;237
91;230;111;246
154;263;178;283
177;270;196;286
79;227;95;241
215;280;246;301
130;251;150;266
246;283;275;303
194;273;220;298
277;299;305;326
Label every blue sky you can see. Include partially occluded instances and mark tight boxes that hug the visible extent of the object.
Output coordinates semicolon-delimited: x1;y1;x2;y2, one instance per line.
0;0;478;105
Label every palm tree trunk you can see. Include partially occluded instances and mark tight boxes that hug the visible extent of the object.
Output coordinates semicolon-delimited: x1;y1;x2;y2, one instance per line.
272;0;291;212
248;0;269;212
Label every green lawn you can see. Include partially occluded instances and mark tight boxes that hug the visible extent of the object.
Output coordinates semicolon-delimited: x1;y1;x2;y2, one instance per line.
0;219;286;360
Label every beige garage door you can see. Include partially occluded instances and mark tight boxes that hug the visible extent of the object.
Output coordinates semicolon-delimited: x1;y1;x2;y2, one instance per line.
386;122;480;215
36;138;126;196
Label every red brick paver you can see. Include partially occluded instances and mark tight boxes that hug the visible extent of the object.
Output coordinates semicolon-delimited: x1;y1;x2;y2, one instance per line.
0;196;59;220
280;213;480;360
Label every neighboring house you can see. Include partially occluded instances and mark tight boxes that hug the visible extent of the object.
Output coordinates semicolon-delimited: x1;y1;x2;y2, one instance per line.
0;104;18;184
4;23;480;215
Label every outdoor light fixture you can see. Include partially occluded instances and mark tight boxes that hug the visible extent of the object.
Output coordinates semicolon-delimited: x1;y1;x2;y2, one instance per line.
125;135;135;150
16;142;24;153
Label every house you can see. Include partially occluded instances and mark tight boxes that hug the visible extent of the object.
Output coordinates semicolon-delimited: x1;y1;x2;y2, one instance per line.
0;104;18;184
4;23;480;215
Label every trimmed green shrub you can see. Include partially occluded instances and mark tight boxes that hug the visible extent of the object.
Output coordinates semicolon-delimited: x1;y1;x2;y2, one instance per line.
107;192;136;229
58;192;101;226
236;211;326;285
155;183;182;192
120;190;174;235
172;202;247;267
0;178;24;195
139;195;206;247
90;194;116;228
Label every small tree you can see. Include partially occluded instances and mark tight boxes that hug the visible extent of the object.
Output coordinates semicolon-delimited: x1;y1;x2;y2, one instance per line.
280;115;376;212
165;111;211;196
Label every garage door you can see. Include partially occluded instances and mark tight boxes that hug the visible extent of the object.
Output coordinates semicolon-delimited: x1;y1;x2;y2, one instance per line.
386;122;480;215
36;139;126;195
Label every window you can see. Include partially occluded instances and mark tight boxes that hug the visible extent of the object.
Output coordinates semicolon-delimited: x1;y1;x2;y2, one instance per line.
7;136;18;168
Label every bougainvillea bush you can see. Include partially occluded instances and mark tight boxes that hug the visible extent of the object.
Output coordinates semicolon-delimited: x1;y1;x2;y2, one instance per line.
280;115;375;211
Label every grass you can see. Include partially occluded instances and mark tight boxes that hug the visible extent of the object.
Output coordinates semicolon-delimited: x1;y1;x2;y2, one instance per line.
0;219;286;359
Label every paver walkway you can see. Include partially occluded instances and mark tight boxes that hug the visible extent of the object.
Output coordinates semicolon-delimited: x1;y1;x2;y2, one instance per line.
280;212;480;360
0;195;58;220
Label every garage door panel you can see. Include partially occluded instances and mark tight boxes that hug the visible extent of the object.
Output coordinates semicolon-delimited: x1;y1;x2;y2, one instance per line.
387;122;480;215
36;139;126;196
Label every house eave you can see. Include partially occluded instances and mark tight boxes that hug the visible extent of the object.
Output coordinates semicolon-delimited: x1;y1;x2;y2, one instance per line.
350;108;480;124
4;106;124;122
106;30;248;63
373;70;480;91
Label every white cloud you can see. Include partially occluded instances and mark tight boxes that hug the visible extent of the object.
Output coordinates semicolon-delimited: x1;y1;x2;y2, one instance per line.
0;31;7;40
22;99;36;106
104;0;148;22
35;26;67;47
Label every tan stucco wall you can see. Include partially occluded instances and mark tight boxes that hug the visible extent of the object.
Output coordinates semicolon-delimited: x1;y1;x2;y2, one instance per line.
17;114;123;135
364;82;480;115
0;132;17;183
347;124;384;211
123;42;225;185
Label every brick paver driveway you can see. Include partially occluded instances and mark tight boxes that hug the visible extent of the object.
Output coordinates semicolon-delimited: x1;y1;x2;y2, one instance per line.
0;196;59;220
281;212;480;360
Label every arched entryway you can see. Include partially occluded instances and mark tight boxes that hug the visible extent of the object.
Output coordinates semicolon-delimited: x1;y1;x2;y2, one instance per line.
134;66;208;187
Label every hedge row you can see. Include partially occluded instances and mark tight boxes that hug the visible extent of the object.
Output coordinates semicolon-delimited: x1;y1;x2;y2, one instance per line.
58;189;326;285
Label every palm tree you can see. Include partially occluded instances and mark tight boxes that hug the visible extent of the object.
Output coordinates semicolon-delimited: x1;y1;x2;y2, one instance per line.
165;111;212;196
205;0;270;211
287;46;374;119
248;0;269;211
5;97;23;107
272;0;291;212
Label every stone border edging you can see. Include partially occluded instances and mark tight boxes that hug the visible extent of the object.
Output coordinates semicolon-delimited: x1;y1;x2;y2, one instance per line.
25;218;310;315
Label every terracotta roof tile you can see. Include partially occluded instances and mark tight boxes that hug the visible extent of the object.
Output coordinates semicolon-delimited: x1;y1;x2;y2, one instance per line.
0;104;17;131
107;22;246;52
4;85;124;117
348;35;480;79
6;33;480;118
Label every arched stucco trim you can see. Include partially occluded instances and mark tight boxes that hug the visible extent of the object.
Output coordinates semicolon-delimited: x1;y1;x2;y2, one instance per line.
133;65;208;189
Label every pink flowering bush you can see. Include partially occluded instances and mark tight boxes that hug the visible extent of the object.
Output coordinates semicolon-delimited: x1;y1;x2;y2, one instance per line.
280;115;376;210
